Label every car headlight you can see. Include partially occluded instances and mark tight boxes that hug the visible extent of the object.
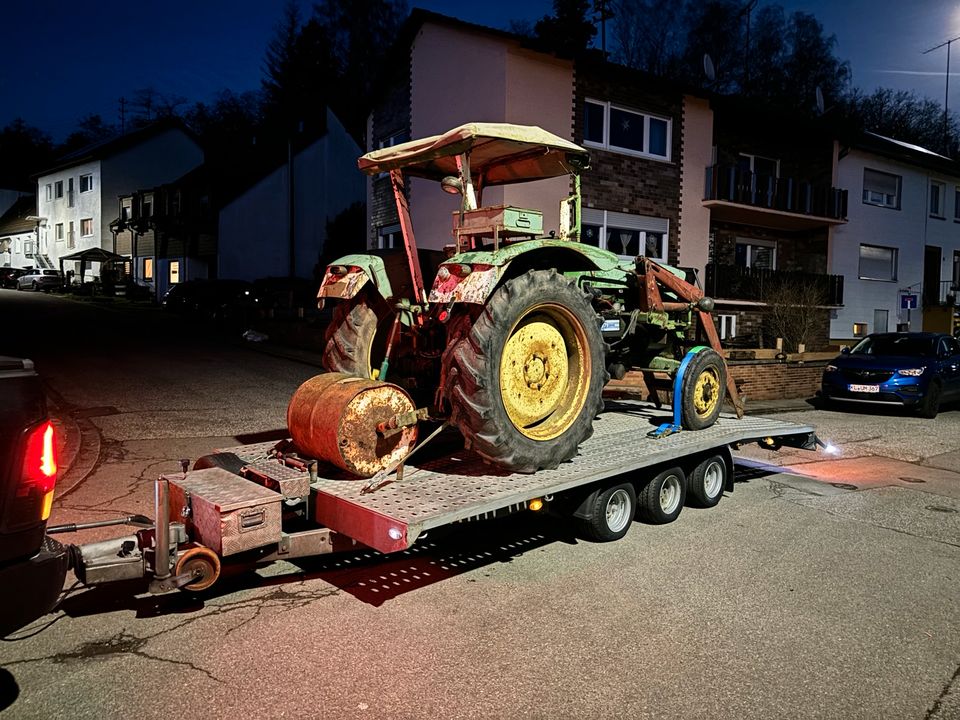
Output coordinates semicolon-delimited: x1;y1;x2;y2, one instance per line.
824;364;838;373
897;368;925;376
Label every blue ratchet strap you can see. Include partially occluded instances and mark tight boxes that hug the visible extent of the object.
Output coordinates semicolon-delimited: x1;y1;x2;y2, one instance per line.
648;345;708;439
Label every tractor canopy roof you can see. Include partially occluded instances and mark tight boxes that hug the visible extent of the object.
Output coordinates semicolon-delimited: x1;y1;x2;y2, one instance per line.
358;122;590;185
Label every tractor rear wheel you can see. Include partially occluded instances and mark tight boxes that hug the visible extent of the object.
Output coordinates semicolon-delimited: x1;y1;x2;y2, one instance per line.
322;291;392;379
444;269;607;473
679;348;726;430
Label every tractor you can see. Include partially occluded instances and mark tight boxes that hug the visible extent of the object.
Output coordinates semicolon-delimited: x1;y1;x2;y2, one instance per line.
316;122;743;473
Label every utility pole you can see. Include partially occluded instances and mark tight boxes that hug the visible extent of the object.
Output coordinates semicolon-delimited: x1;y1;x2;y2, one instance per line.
923;34;960;153
594;0;613;59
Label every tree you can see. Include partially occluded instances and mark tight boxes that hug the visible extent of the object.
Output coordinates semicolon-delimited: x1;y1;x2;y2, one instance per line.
0;119;54;189
762;275;828;352
782;11;850;113
608;0;683;75
534;0;598;57
842;87;960;156
60;114;118;155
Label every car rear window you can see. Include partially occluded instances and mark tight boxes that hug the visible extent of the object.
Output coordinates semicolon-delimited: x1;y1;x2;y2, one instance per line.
42;270;59;276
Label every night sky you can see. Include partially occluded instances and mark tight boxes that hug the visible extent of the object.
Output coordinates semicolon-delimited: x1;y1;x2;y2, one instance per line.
2;0;960;142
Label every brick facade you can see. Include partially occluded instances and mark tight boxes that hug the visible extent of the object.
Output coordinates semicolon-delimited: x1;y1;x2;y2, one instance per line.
573;62;682;266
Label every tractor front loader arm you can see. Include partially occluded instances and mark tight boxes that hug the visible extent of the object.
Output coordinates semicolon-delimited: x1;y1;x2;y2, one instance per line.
635;257;744;418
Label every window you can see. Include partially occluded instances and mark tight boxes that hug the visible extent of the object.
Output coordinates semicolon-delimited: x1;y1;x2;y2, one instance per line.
583;99;672;160
955;187;960;221
862;168;900;209
874;309;889;333
67;177;74;207
859;244;898;281
142;194;153;217
377;224;402;250
735;239;777;270
54;181;63;199
378;131;410;149
581;208;669;262
718;314;737;340
80;218;93;237
80;174;93;193
121;199;132;221
45;184;52;201
169;260;180;284
68;221;75;248
930;181;945;218
143;258;154;281
853;322;868;337
737;153;780;178
55;223;64;242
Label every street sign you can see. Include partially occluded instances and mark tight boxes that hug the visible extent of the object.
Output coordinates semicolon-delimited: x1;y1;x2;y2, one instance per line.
901;294;918;310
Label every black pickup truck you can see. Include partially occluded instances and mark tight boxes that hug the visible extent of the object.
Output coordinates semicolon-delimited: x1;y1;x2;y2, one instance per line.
0;356;69;636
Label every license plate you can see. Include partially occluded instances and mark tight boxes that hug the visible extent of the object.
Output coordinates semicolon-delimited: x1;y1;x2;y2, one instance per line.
848;384;880;393
601;319;621;333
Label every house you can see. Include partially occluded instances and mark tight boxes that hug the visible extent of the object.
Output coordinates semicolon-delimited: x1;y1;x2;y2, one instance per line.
218;108;364;281
35;120;203;281
111;166;216;299
831;132;960;341
0;195;38;270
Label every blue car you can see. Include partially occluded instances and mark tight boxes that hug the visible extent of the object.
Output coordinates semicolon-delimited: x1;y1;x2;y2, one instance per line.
821;332;960;418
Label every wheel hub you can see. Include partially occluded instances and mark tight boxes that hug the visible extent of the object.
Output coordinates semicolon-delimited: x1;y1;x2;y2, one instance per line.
501;319;570;428
693;369;720;416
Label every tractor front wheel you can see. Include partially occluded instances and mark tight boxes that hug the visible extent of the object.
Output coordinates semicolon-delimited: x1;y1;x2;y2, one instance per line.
322;290;393;379
443;270;607;473
679;348;726;430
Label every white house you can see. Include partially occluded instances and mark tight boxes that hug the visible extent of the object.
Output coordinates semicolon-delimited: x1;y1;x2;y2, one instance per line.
0;195;38;269
218;108;364;280
35;120;203;280
830;132;960;341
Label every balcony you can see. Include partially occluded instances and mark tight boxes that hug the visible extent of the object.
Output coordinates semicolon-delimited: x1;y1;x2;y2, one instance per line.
924;280;960;308
705;263;844;306
704;165;848;231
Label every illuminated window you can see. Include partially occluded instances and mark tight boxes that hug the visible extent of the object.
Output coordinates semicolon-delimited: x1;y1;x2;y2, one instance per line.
169;260;180;284
853;322;868;337
80;218;94;237
144;258;154;281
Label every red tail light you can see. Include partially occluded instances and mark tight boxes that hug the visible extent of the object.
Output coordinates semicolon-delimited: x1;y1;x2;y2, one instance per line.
17;421;58;523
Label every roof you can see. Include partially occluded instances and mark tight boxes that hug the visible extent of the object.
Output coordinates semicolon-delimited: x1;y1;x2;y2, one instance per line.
35;119;201;178
58;247;126;263
847;131;960;177
358;122;589;183
0;195;37;235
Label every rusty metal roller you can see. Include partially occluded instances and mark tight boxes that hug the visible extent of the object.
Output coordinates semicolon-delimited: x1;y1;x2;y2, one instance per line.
287;373;418;478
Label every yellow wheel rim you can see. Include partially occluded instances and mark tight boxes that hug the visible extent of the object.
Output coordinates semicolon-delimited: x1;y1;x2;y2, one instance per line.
693;366;721;418
499;304;591;441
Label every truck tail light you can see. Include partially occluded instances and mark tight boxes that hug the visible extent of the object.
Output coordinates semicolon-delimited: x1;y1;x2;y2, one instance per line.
17;421;59;522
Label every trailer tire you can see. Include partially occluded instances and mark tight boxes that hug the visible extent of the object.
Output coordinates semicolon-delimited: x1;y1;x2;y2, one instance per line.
444;269;607;473
679;348;726;431
637;466;686;524
687;454;727;508
322;290;392;379
575;482;637;542
175;546;221;592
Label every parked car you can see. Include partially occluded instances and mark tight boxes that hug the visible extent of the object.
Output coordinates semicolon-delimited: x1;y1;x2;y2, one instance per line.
0;356;68;636
161;279;264;323
16;269;63;292
821;332;960;418
0;267;30;289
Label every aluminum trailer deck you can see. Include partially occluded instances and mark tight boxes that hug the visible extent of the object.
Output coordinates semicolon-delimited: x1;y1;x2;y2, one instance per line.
222;401;815;555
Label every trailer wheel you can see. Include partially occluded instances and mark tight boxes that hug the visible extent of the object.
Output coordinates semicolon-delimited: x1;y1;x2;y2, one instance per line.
575;482;637;542
679;348;726;431
637;466;686;524
687;454;727;508
175;546;221;592
444;270;607;472
322;290;393;379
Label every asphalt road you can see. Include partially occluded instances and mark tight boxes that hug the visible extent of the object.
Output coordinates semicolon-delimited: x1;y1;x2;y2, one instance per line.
0;289;958;720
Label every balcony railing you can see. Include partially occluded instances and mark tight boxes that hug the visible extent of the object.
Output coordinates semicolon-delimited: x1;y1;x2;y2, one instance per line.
705;263;844;306
924;280;959;307
705;165;848;221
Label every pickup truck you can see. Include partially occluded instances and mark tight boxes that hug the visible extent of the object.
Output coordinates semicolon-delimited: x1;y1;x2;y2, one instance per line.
0;356;68;636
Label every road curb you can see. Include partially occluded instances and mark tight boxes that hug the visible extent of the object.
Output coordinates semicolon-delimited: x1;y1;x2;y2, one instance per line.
49;402;102;498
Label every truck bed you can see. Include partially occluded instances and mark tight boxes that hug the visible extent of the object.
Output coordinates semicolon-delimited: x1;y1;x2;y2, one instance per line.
221;401;814;554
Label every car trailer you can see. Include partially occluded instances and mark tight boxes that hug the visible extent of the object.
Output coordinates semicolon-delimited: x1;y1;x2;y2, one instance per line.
55;401;818;595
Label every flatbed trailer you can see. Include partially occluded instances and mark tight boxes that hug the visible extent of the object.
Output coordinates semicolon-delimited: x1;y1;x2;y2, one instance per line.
65;401;817;594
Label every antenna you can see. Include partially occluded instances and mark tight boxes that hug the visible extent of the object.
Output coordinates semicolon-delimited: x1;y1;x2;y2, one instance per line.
922;34;960;152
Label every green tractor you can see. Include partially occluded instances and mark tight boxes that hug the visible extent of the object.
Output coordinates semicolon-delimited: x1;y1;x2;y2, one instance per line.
318;122;743;473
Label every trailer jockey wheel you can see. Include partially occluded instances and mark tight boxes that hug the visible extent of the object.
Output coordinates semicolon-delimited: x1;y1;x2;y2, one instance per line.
175;546;221;592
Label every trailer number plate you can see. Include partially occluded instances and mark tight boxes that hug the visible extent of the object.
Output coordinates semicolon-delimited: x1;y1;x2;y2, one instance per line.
848;384;879;393
601;319;621;333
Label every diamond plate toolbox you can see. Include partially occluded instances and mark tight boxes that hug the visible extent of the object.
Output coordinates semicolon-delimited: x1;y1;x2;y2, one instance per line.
168;467;282;556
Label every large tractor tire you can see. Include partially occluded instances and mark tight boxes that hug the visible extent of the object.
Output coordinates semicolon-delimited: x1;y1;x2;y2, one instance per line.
443;269;607;473
322;291;392;379
679;348;726;430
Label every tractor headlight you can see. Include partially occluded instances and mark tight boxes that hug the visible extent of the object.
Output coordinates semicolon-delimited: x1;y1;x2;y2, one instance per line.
897;368;925;376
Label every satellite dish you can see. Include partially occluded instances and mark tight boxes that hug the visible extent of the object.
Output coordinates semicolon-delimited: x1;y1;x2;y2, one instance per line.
815;85;825;115
703;53;716;82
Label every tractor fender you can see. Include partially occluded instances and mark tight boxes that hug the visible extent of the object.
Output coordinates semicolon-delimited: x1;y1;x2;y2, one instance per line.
317;254;393;307
428;240;621;305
